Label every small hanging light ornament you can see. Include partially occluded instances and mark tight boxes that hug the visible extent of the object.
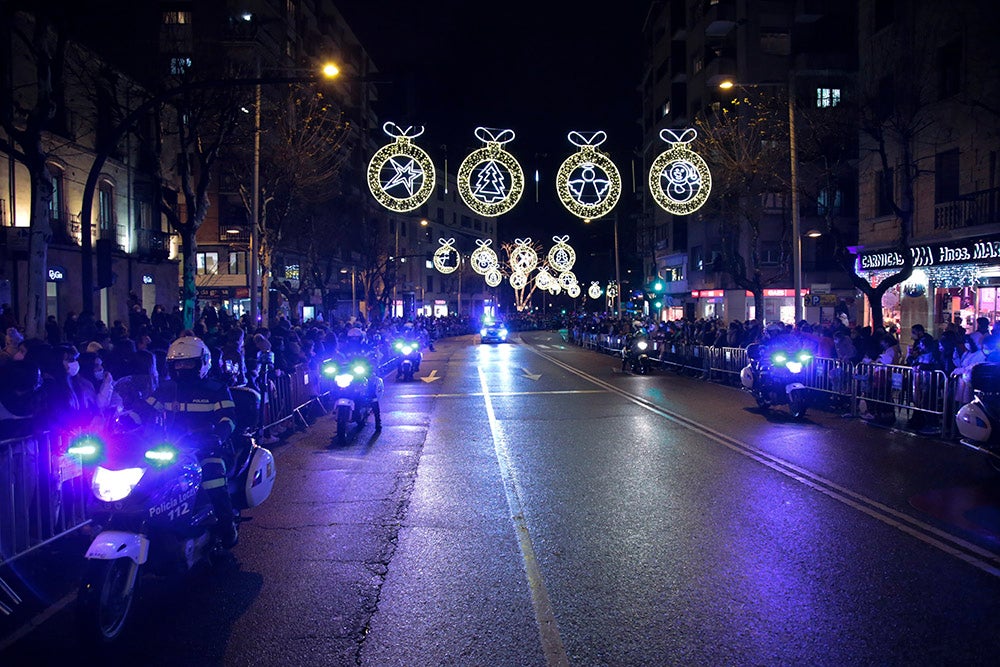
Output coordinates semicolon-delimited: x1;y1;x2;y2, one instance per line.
588;281;603;300
556;131;621;220
368;122;436;212
433;238;460;274
606;282;618;299
535;267;554;290
547;235;576;273
509;238;539;274
567;283;581;299
558;270;577;289
470;238;500;276
457;127;524;217
485;267;503;287
509;271;529;290
649;128;712;215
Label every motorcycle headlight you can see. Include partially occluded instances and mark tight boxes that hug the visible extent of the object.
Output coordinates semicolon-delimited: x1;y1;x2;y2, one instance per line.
797;351;813;363
401;345;414;355
92;466;145;502
394;341;403;350
144;443;178;466
67;434;104;461
637;340;649;351
321;362;338;377
335;373;354;388
786;361;804;374
771;352;788;366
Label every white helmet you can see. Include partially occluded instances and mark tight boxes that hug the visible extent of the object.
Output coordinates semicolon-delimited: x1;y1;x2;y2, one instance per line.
167;336;212;380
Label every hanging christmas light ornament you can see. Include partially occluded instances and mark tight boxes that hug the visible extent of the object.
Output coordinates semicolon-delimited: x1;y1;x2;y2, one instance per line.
606;282;619;300
368;123;436;212
548;282;562;296
588;281;603;300
433;238;460;274
509;271;529;290
509;238;539;274
558;270;577;289
457;127;524;217
485;268;503;287
556;131;621;220
547;235;576;272
470;238;500;275
649;128;712;215
535;268;554;290
567;283;581;299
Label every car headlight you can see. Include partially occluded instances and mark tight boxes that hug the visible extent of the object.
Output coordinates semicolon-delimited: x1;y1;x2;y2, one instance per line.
499;329;508;338
92;466;145;502
335;373;354;388
480;328;488;336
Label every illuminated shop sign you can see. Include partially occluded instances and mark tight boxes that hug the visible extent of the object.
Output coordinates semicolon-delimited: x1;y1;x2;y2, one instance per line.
858;236;1000;270
47;266;66;281
142;274;154;284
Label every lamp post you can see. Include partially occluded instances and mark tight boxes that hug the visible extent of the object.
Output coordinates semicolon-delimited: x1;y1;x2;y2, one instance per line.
719;76;802;322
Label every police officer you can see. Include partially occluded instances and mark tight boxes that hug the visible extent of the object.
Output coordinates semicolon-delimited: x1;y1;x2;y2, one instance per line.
146;335;239;548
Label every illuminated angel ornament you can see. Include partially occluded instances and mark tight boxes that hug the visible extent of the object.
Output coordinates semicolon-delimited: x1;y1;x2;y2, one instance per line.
368;123;436;213
509;238;539;274
457;128;525;217
470;239;500;275
649;128;712;215
556;131;621;220
433;238;460;274
547;235;576;272
588;281;603;300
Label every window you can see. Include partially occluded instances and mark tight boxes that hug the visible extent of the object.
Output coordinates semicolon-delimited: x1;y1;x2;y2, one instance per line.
285;264;300;280
169;57;192;75
816;88;841;108
196;252;219;275
690;245;704;272
437;207;444;223
938;39;962;99
693;55;704;73
460;215;471;228
876;168;894;217
98;182;114;231
935;149;960;204
817;188;843;216
47;164;64;220
760;31;790;56
163;11;191;24
229;251;247;275
761;241;781;266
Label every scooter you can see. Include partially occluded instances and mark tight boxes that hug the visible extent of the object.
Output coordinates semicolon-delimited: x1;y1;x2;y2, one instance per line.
393;338;422;382
955;362;1000;472
322;356;384;446
621;335;651;375
741;342;813;418
71;392;276;645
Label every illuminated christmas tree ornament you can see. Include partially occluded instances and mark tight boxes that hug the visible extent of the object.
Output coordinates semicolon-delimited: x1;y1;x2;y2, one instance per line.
588;281;603;300
509;271;529;290
368;123;436;212
547;235;576;272
433;238;460;274
649;128;712;215
470;238;500;276
509;238;539;274
485;268;503;287
458;128;524;217
556;131;621;220
567;283;581;299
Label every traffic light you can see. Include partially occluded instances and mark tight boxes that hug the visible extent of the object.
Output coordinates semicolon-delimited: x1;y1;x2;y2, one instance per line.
96;239;113;288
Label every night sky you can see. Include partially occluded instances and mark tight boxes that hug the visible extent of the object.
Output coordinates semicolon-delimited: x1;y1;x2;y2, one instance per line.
336;0;649;266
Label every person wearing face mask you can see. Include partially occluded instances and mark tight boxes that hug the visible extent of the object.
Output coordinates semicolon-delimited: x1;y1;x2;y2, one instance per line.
38;345;97;432
78;350;119;414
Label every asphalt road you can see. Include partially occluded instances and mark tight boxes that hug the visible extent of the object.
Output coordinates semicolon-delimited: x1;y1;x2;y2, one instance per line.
3;330;1000;666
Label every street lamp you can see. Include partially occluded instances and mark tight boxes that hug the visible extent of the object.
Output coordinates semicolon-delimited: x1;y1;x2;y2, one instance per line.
249;61;340;326
719;76;802;322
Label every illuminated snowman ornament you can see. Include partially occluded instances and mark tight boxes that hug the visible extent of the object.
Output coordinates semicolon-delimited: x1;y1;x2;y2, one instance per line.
588;281;603;300
556;131;621;220
649;128;712;215
458;127;524;217
567;283;581;299
368;122;436;212
433;238;460;274
470;238;500;275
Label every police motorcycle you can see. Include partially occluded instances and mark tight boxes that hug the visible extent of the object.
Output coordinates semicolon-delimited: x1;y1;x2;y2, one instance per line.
393;337;422;382
621;328;652;375
322;356;384;446
955;362;1000;472
70;388;276;644
740;341;813;418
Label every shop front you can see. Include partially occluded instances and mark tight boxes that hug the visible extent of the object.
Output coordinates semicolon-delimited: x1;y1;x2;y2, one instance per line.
857;235;1000;333
690;288;813;325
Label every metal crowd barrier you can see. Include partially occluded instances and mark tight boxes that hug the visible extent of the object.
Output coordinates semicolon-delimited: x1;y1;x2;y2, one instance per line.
568;330;962;439
1;432;90;573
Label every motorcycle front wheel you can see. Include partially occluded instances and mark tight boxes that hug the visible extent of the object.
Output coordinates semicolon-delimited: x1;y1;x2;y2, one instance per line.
789;394;809;418
77;558;139;645
336;405;351;445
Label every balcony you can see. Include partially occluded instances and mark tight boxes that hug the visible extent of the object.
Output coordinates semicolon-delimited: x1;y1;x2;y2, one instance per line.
934;187;1000;230
702;0;738;38
135;228;173;260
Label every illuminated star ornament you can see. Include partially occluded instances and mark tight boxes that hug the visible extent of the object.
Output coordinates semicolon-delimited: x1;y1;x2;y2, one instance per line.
649;128;712;215
458;128;525;217
368;122;436;212
556;131;621;220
